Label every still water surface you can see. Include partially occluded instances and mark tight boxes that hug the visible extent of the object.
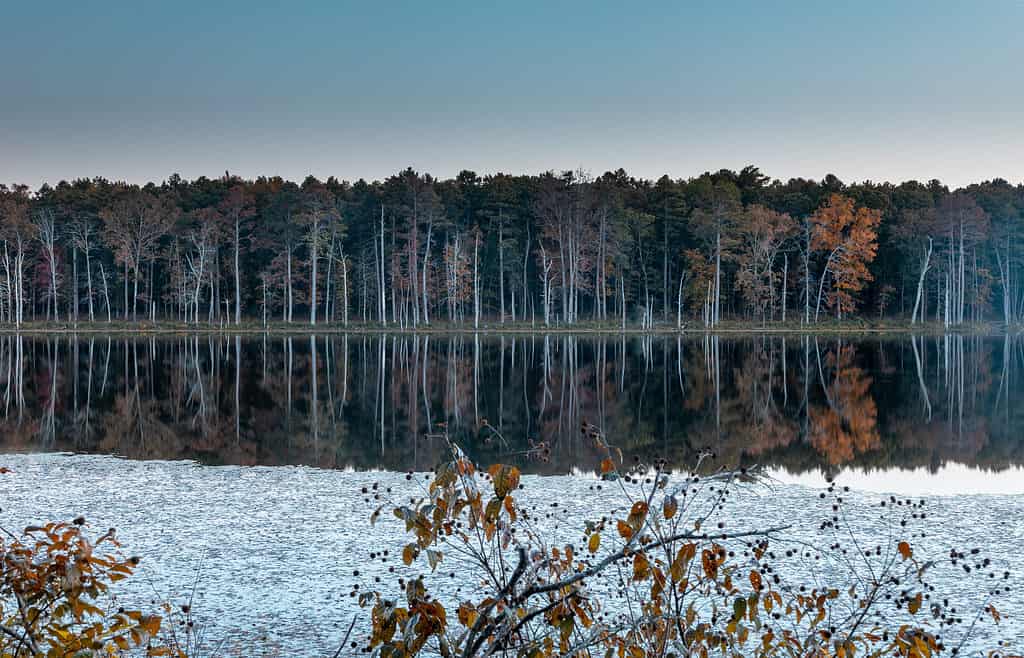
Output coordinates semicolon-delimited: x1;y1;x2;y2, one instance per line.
1;333;1023;654
2;333;1023;481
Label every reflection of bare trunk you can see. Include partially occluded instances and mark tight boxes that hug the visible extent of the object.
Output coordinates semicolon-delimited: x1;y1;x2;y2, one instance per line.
473;333;480;426
911;335;932;420
499;336;505;432
40;340;58;446
286;337;293;432
781;337;788;406
781;254;788;323
311;335;318;456
378;337;386;452
235;336;241;444
713;336;720;436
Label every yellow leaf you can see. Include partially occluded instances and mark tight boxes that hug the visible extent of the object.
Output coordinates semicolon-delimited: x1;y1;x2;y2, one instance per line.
588;532;601;554
458;602;479;628
908;592;922;615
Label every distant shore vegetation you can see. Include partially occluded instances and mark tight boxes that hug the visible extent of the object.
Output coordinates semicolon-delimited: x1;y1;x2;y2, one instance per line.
2;167;1023;331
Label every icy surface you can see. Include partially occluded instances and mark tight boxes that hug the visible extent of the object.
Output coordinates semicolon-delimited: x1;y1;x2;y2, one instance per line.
1;453;1021;656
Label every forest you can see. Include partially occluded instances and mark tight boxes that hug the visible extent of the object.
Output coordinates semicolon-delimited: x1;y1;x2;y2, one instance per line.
1;166;1023;329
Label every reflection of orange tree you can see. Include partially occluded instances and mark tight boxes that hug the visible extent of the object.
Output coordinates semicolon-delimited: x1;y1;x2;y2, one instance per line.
809;344;880;465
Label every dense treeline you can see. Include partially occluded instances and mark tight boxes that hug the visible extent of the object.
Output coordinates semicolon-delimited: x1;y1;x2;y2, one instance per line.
1;166;1023;328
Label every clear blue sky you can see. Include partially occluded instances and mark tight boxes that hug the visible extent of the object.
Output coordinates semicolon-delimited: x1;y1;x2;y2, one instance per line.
2;1;1022;189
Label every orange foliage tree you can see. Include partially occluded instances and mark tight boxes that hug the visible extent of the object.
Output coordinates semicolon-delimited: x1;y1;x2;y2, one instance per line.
811;194;881;321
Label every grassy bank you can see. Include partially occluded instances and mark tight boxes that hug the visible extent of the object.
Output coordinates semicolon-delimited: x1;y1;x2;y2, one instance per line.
0;318;1018;336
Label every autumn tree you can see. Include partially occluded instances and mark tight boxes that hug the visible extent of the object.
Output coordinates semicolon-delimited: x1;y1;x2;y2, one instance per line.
100;189;177;320
733;204;796;321
810;194;881;321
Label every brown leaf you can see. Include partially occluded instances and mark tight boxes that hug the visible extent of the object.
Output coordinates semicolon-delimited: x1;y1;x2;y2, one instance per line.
663;495;678;520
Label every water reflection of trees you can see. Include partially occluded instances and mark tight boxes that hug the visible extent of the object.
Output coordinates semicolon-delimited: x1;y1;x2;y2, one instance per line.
1;333;1023;475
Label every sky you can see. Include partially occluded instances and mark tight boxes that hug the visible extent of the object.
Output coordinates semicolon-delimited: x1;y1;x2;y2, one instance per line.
2;1;1022;189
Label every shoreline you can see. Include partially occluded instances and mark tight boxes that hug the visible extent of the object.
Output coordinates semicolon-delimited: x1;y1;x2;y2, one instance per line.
0;320;1018;337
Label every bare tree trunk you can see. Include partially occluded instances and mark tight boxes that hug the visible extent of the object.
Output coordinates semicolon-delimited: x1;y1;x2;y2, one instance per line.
713;229;721;326
473;231;480;329
132;263;140;320
72;247;78;323
781;253;788;323
422;213;432;325
310;218;319;326
233;217;241;324
99;262;112;323
286;245;293;323
911;237;933;324
84;243;93;321
498;209;505;324
341;254;349;327
677;270;685;329
523;228;530;325
379;205;387;326
803;223;811;325
620;275;626;331
663;228;668;321
958;220;965;325
814;250;838;323
997;243;1011;324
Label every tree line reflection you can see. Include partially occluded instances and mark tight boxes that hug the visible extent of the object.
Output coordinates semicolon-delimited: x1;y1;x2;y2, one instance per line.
1;333;1022;475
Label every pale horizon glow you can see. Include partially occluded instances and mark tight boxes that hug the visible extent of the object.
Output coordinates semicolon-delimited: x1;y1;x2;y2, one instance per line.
772;464;1024;496
2;1;1023;190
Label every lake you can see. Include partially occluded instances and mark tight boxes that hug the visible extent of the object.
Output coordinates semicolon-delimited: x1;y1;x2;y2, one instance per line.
1;333;1022;654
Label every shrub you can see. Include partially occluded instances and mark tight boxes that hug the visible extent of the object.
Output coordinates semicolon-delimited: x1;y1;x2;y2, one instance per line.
0;516;169;657
356;430;1008;657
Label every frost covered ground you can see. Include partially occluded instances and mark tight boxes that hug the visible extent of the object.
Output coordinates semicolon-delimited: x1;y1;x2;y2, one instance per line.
1;453;1021;656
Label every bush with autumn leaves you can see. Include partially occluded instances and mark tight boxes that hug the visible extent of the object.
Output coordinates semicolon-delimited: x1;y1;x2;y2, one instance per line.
356;429;1010;657
0;516;170;657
